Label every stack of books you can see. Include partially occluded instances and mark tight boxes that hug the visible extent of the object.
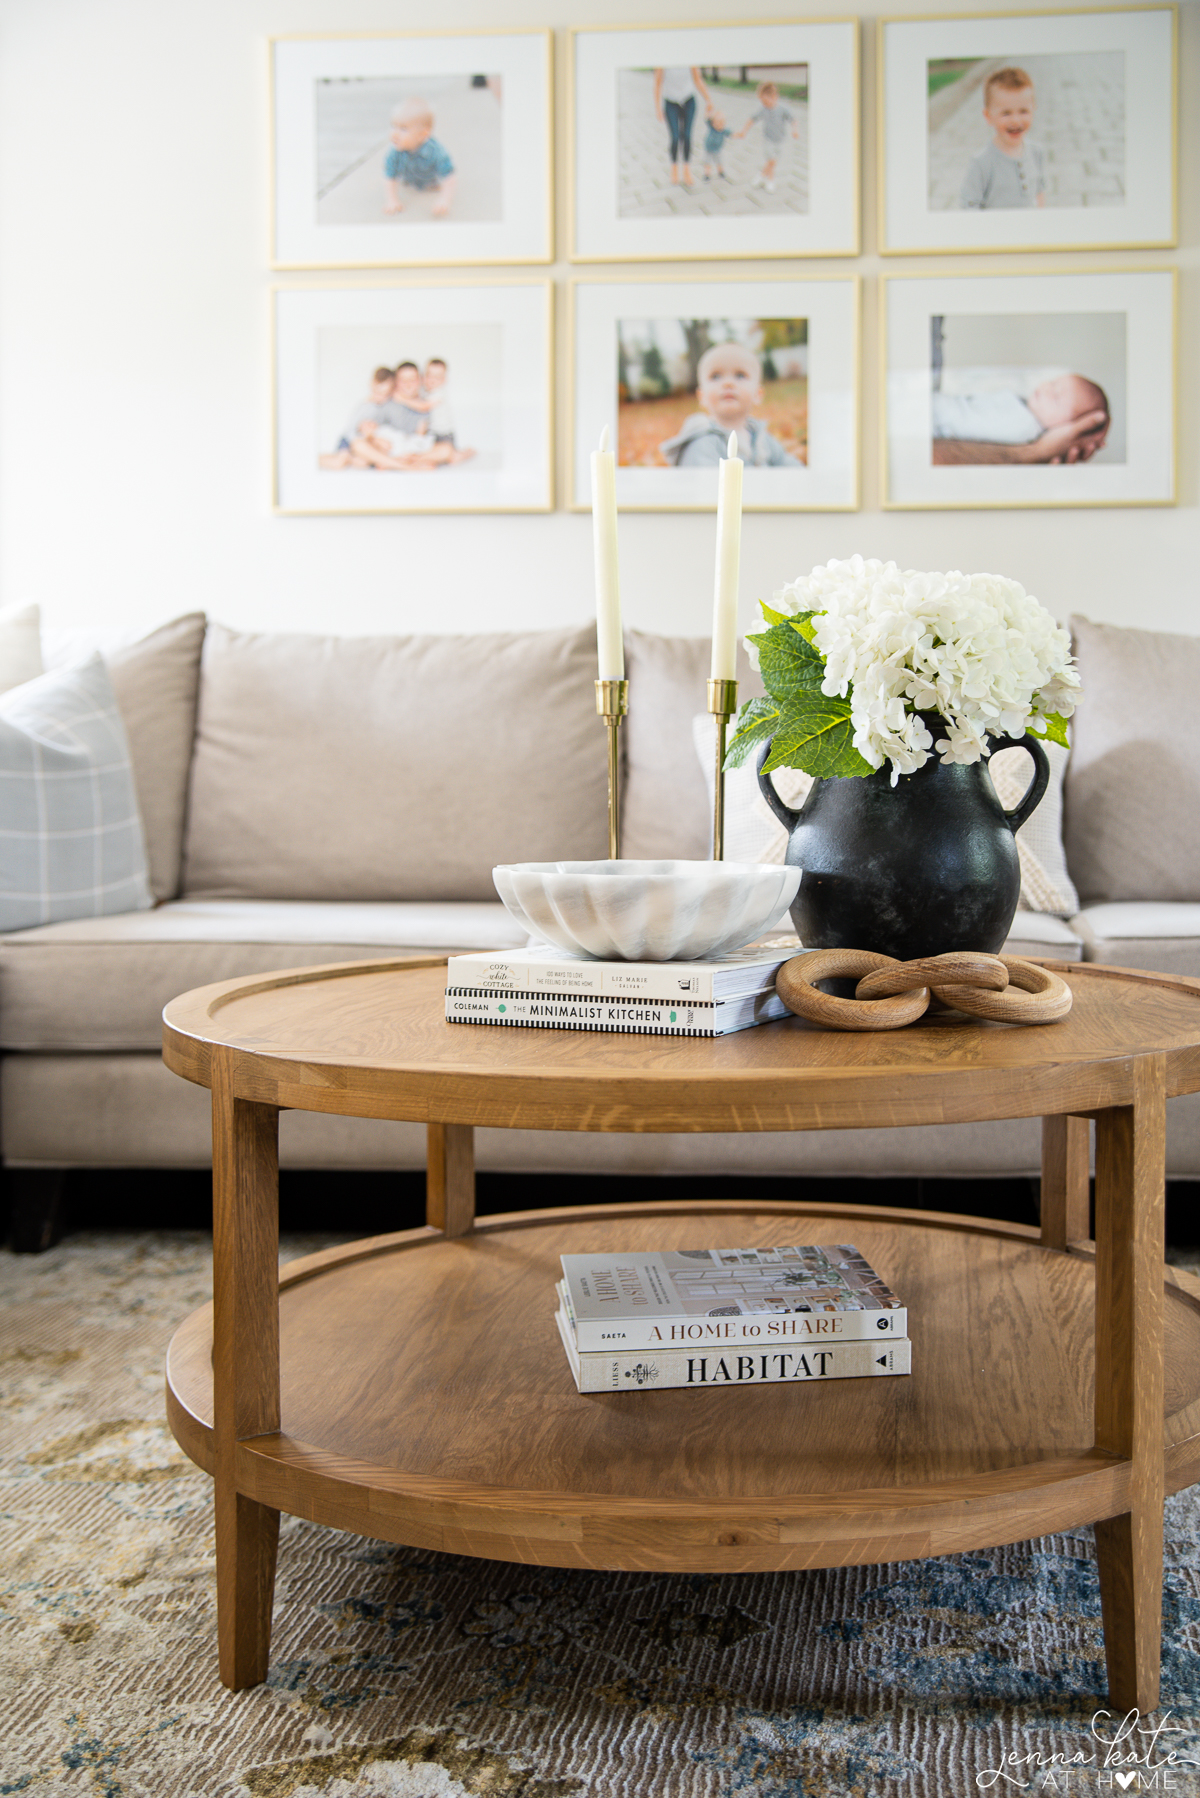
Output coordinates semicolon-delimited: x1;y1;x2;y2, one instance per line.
444;937;800;1037
554;1244;911;1393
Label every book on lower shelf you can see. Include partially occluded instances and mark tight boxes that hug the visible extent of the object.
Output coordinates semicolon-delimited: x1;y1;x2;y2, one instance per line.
556;1306;911;1393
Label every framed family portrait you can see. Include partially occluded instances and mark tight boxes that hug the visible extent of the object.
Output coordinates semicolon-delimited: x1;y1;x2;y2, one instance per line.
570;19;858;262
879;6;1176;254
270;30;553;268
571;277;858;512
273;282;553;515
883;268;1175;509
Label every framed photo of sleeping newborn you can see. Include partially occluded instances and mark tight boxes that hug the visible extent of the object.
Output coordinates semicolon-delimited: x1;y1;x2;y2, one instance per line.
273;281;553;514
570;277;858;512
570;19;859;261
882;268;1176;509
270;30;553;268
878;7;1176;254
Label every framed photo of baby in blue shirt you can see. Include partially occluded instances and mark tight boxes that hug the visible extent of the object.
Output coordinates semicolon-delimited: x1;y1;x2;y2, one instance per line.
879;7;1176;254
271;30;552;268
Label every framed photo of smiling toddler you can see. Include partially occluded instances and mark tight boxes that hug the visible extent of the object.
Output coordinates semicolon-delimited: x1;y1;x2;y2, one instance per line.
883;268;1176;509
270;30;553;268
570;277;858;512
879;7;1176;254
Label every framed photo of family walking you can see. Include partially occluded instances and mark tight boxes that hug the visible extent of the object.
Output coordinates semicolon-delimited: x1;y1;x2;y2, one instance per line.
879;6;1177;255
270;30;553;269
882;267;1176;509
273;281;553;514
569;20;858;262
570;277;859;512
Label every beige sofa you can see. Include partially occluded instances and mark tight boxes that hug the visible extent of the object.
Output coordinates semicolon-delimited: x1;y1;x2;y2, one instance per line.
2;611;1197;1233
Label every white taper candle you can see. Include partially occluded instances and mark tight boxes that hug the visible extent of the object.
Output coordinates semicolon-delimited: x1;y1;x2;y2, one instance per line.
711;430;743;681
591;424;623;680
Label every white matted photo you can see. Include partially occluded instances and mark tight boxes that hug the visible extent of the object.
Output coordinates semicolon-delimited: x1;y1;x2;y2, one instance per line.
274;283;552;514
271;32;552;268
884;269;1174;509
879;7;1175;253
571;20;857;261
572;279;858;511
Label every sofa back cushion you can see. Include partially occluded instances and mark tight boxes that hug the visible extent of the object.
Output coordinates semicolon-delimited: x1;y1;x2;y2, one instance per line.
106;613;206;902
1065;614;1200;903
622;630;764;861
181;623;608;901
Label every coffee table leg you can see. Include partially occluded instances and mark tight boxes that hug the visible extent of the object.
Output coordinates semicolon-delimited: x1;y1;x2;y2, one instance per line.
1041;1114;1091;1249
1092;1055;1166;1711
211;1049;281;1691
427;1123;475;1237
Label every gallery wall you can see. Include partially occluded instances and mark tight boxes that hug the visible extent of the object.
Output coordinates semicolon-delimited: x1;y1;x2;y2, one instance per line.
0;0;1194;650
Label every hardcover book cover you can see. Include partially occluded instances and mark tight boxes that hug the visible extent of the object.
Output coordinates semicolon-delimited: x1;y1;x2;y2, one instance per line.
559;1245;906;1352
445;935;800;1002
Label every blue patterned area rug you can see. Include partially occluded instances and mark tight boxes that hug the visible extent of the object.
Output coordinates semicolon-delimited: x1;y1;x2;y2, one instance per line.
3;1232;1200;1798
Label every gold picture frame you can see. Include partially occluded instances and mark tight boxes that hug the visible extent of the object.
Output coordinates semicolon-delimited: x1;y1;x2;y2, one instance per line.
269;29;553;270
272;278;554;516
881;265;1177;509
570;274;859;513
569;17;859;263
878;4;1177;255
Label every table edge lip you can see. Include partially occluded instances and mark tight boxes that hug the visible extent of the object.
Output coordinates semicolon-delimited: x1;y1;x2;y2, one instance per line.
159;957;1200;1120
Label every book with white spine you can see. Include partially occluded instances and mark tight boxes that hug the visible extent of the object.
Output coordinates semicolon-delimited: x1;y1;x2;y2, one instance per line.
557;1278;907;1352
445;988;790;1037
555;1307;911;1393
559;1244;905;1353
445;936;799;1003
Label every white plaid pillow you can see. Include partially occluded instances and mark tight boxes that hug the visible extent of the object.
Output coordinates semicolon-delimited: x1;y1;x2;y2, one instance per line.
0;654;153;932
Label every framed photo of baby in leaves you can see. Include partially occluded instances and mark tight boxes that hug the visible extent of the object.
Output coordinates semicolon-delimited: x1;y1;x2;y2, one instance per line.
570;19;858;262
270;30;552;268
883;268;1176;508
570;277;858;512
879;7;1176;254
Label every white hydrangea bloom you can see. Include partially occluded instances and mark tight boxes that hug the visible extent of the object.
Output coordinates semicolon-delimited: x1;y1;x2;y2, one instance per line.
755;555;1080;785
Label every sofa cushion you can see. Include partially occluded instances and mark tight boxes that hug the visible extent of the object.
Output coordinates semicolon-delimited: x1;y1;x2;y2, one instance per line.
0;601;43;693
0;656;153;933
622;631;763;861
1071;902;1200;976
1002;911;1084;961
182;623;607;902
106;614;206;902
0;898;526;1051
1065;615;1200;903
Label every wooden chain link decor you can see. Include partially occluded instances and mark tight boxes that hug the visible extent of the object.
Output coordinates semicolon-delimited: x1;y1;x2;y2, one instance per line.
775;950;1073;1032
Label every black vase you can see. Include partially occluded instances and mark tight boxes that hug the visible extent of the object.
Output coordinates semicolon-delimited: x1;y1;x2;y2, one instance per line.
757;716;1050;962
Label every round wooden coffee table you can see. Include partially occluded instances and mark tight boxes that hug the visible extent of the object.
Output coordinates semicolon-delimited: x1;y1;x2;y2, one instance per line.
162;956;1200;1706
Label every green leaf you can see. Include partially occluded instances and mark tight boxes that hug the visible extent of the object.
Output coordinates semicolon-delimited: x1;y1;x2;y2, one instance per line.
758;602;791;627
788;611;818;644
749;619;828;705
760;699;875;781
723;696;781;769
1026;712;1070;750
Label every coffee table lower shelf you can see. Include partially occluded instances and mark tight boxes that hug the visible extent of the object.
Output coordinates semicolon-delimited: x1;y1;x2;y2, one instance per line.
166;1201;1200;1575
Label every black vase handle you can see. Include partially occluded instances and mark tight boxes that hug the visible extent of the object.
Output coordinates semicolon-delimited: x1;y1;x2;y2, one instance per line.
755;736;807;830
997;730;1051;834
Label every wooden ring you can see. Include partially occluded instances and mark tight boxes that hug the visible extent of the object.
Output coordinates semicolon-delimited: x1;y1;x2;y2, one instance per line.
776;950;931;1031
856;952;1009;1002
933;956;1073;1024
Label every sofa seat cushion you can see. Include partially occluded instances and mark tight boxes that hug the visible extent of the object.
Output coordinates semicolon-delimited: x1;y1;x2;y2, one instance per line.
1072;903;1200;977
0;899;526;1051
1002;912;1084;961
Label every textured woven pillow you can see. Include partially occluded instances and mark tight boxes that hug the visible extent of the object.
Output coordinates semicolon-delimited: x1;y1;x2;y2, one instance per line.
0;655;153;932
693;717;1078;915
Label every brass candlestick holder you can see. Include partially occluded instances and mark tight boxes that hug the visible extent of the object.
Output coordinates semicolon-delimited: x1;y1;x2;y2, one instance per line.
707;677;738;861
595;678;629;860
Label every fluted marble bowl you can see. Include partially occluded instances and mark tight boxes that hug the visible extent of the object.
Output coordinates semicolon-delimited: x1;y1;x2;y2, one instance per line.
492;860;801;962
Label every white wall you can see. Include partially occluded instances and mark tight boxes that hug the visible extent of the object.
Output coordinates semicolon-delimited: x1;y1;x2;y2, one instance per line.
0;0;1194;648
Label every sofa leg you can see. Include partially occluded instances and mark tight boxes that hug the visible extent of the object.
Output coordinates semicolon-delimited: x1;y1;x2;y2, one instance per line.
6;1168;69;1253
